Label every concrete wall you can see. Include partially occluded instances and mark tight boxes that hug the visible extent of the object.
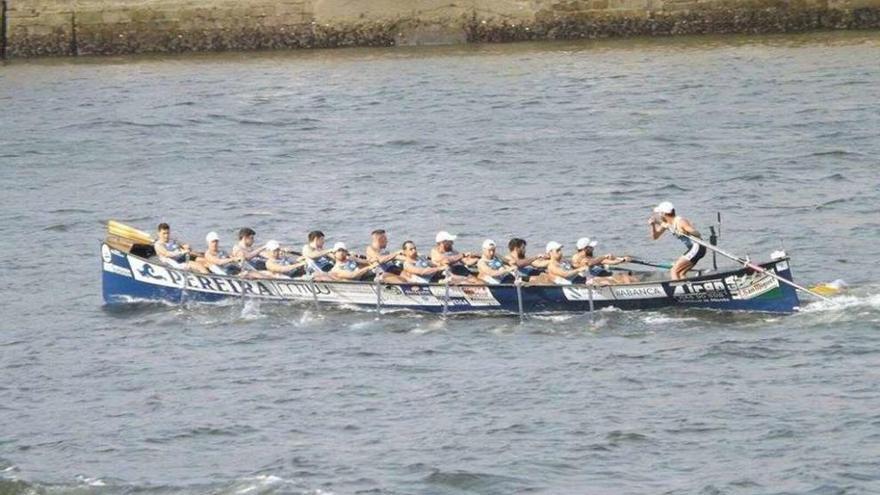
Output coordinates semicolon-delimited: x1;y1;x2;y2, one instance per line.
3;0;880;57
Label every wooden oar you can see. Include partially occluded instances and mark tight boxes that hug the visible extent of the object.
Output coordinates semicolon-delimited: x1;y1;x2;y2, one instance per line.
682;233;832;302
107;221;206;258
809;280;846;297
108;220;153;244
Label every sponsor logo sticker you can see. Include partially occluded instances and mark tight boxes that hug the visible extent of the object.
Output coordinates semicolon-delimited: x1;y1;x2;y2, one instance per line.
562;286;611;301
103;262;131;277
725;272;779;300
611;285;665;300
670;280;731;303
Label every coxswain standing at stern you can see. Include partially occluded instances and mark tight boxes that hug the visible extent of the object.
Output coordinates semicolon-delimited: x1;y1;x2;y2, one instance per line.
649;201;706;280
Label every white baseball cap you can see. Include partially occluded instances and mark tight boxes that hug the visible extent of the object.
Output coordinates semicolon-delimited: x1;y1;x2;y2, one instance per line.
205;231;219;243
482;239;496;250
545;241;563;253
654;201;675;214
333;242;348;252
265;240;280;251
576;237;598;250
435;231;457;243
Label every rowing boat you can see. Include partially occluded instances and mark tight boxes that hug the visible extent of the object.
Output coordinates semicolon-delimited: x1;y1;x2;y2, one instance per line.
100;241;801;314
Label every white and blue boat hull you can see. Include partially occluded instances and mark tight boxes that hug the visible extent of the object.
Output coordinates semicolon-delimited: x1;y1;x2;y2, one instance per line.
101;243;801;314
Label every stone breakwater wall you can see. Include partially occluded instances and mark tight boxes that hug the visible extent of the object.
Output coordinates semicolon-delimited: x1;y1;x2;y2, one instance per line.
3;0;880;58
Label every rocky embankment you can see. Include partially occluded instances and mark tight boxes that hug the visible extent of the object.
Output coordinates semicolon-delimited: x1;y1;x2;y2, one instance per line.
3;0;880;58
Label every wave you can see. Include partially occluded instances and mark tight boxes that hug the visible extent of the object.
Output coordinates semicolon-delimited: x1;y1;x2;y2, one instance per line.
43;223;75;232
0;475;320;495
423;469;527;493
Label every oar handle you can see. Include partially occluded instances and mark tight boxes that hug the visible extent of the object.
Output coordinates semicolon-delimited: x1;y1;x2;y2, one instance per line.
627;258;673;270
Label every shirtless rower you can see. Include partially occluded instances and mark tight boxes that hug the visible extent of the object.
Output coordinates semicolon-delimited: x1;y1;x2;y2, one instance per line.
649;201;706;280
232;227;268;270
365;229;408;283
301;230;334;272
400;240;445;284
329;243;379;281
532;241;584;285
153;223;208;273
571;237;636;285
430;231;479;276
503;238;549;280
202;231;242;276
476;239;517;285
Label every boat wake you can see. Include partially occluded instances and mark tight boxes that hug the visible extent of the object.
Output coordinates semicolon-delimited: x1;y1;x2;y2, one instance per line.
795;283;880;326
800;292;880;313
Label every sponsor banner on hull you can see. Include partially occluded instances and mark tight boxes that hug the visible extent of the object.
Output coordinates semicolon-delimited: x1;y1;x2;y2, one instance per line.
124;255;501;308
453;286;501;307
562;286;612;301
128;257;180;288
725;272;779;300
611;284;665;300
103;262;131;278
670;280;732;303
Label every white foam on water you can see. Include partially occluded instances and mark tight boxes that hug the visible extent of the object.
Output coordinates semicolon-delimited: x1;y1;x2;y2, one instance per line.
408;320;446;334
232;475;295;495
0;464;20;481
74;475;106;486
642;314;700;325
348;320;375;330
531;314;577;323
239;299;263;320
298;310;324;324
587;317;609;330
799;292;880;313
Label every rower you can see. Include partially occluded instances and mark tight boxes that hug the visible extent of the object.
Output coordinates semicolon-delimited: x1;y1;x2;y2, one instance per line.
153;223;208;273
301;230;334;272
649;201;706;280
571;237;636;285
329;243;379;281
430;231;479;276
232;227;268;271
365;229;408;283
203;231;241;276
263;240;307;278
401;240;445;284
533;241;583;285
365;229;404;274
476;239;516;284
503;238;549;280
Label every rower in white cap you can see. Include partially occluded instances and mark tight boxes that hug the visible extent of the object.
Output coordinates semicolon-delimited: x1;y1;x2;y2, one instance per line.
430;230;479;275
476;239;517;284
649;201;705;280
571;237;636;285
202;231;242;275
532;241;585;285
329;242;380;281
263;240;308;279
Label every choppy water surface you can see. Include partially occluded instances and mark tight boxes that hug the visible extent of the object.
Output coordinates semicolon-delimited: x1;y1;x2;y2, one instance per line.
2;32;880;494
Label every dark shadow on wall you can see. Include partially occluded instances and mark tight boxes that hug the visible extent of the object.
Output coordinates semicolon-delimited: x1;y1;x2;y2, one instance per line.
1;0;8;59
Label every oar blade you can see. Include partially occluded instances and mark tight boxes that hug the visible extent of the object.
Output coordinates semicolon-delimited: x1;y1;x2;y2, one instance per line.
107;220;153;244
809;280;847;297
